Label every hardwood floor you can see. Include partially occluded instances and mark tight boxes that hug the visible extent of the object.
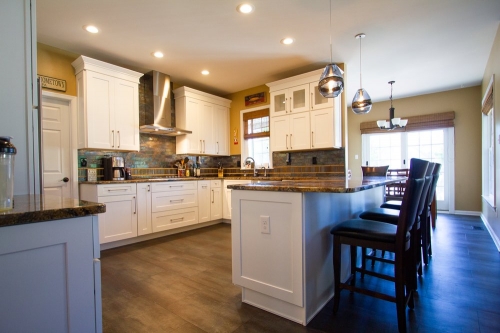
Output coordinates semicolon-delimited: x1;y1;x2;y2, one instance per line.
101;214;500;332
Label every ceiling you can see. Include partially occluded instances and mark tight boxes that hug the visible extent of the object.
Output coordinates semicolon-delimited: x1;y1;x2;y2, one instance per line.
37;0;500;104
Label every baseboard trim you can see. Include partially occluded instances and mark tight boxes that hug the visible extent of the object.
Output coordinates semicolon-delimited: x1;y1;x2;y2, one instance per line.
481;213;500;252
452;210;481;216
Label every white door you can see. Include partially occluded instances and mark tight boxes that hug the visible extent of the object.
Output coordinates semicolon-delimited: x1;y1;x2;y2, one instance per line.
310;108;334;149
289;112;310;150
211;186;223;220
114;78;139;151
198;181;211;223
270;115;289;151
42;94;72;200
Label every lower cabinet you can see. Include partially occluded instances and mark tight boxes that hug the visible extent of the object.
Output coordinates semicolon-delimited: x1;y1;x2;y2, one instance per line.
198;180;211;223
210;180;222;220
137;183;152;235
151;181;199;232
223;180;251;220
80;183;138;244
0;215;102;333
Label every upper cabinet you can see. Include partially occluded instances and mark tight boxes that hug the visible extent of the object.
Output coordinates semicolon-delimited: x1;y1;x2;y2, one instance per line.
174;87;231;156
72;56;143;151
267;69;342;151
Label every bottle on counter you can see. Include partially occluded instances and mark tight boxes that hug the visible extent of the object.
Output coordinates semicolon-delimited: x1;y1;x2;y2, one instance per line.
196;163;201;177
218;162;223;178
0;136;16;211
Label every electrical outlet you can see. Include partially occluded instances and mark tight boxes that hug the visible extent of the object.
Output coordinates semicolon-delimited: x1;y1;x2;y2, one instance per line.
260;215;270;234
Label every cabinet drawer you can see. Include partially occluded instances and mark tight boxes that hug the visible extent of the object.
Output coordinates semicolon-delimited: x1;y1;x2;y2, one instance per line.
97;183;136;196
152;190;198;212
152;181;197;192
210;180;222;188
152;207;199;232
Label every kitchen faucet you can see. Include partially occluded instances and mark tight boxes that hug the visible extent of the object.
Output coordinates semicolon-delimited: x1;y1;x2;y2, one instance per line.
244;157;258;177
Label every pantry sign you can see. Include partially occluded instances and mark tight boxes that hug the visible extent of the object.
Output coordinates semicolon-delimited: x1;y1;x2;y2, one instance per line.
38;75;66;92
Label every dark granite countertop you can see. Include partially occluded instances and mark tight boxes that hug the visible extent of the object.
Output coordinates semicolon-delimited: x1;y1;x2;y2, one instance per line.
79;176;299;184
0;195;106;228
226;176;405;193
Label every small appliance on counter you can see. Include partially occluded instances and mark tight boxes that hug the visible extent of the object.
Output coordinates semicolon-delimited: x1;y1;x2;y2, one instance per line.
102;156;125;180
0;136;16;211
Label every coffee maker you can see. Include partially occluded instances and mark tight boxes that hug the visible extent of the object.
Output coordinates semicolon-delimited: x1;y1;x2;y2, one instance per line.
103;156;125;180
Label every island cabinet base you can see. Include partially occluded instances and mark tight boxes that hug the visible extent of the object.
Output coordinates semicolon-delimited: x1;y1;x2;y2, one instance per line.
231;187;384;325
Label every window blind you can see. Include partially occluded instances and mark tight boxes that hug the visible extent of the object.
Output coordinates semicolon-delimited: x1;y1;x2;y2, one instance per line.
243;108;270;139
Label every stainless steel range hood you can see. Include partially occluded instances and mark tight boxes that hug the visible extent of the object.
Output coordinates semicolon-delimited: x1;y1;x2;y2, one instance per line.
139;71;192;136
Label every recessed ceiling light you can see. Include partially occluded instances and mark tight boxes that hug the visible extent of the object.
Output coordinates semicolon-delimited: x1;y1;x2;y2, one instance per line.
201;70;210;75
152;51;164;58
83;25;99;33
281;38;294;45
237;4;254;14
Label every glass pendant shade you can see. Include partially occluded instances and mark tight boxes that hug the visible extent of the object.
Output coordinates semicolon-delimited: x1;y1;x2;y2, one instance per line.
351;88;372;114
318;64;344;98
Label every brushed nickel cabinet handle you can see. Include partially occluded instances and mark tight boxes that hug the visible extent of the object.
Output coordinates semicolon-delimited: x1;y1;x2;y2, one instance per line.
286;134;288;149
311;131;314;148
290;133;293;149
117;130;120;148
111;130;115;147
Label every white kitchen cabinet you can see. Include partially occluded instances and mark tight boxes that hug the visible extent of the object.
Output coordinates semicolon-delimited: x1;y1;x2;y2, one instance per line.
80;183;138;244
270;113;311;151
270;84;310;117
267;69;342;150
222;180;251;220
309;82;334;110
137;183;152;236
0;215;102;333
174;87;231;156
151;180;198;232
198;180;211;223
210;180;223;220
310;98;342;149
72;56;143;151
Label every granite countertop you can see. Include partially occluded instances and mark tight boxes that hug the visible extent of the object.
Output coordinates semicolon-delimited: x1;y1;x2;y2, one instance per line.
80;176;292;184
0;195;106;228
226;176;406;193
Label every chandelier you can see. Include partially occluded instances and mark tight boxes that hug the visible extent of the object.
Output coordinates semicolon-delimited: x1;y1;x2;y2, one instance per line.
376;81;408;130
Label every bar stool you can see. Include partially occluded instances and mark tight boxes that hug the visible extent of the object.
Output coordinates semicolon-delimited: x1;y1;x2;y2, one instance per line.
330;158;428;333
358;162;435;288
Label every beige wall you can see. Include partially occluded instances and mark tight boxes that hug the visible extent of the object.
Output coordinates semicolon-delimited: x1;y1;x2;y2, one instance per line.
347;86;482;212
37;43;79;96
224;85;270;156
481;24;500;246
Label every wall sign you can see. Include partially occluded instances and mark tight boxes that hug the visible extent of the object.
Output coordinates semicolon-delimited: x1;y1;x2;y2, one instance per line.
38;75;67;92
244;92;266;106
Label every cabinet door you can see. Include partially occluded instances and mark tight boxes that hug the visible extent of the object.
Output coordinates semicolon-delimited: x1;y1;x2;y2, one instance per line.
85;71;114;149
211;186;223;220
214;105;229;155
198;181;211;223
270;115;290;151
309;82;333;110
137;183;152;235
114;78;139;151
200;102;215;154
270;89;288;117
310;108;335;149
289;84;310;113
98;195;138;243
289;112;310;150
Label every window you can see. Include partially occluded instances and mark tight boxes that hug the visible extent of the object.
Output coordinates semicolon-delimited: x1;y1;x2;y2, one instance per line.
362;128;453;211
481;75;495;208
241;107;271;168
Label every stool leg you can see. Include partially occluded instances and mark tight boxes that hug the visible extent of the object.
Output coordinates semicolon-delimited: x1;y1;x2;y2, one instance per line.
361;247;367;278
350;245;357;286
395;252;407;333
333;235;342;314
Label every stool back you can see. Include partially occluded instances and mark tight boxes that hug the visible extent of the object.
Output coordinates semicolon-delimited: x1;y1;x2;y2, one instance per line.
362;165;389;177
397;158;428;249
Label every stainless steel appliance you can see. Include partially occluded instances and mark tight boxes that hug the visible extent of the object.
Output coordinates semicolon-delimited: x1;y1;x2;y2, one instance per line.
139;71;192;136
111;157;125;180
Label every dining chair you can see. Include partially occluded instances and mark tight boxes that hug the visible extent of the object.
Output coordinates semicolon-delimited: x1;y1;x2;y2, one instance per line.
330;158;428;333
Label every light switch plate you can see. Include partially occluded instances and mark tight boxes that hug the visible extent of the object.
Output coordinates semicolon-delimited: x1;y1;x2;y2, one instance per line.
260;215;270;234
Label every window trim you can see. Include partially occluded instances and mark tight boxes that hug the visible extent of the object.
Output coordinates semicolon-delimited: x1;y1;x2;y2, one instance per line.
482;74;495;209
240;104;272;169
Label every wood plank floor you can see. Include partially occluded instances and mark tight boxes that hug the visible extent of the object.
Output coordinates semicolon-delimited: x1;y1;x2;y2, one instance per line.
101;214;500;332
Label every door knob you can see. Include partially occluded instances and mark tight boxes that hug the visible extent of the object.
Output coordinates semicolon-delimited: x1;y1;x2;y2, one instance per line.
62;177;69;183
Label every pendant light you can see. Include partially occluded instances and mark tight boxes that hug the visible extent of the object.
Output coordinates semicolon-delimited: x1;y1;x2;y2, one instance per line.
318;0;344;98
377;81;408;130
351;33;372;114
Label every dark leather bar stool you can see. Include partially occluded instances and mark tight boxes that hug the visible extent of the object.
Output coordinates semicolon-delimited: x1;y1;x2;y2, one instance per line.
361;165;389;177
358;162;435;288
330;158;428;333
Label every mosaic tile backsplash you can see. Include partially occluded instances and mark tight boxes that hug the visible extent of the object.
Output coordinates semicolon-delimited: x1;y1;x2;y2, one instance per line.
78;134;345;181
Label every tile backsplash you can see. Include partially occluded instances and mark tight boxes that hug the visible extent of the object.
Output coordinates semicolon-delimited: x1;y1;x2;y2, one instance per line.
78;134;345;181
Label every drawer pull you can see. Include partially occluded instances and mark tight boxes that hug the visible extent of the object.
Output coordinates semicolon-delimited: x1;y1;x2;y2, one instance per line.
171;217;184;222
169;185;184;188
170;199;184;203
107;188;128;192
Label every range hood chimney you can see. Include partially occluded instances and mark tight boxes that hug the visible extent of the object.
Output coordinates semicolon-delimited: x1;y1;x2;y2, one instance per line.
139;71;192;136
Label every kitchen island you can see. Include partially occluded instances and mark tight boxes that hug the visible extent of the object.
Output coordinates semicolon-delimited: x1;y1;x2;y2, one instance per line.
0;195;105;333
228;177;403;325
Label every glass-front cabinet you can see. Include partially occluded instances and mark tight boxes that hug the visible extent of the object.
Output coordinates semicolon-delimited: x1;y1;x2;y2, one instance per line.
309;82;334;110
270;84;310;117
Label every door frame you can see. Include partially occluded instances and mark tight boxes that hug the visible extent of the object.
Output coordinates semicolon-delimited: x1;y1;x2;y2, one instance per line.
42;91;78;199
